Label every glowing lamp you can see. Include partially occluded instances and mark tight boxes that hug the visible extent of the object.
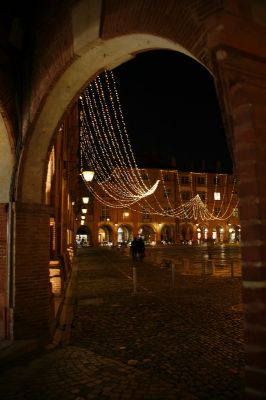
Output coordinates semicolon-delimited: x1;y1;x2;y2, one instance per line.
81;216;85;220
82;170;94;182
82;208;87;214
82;197;89;204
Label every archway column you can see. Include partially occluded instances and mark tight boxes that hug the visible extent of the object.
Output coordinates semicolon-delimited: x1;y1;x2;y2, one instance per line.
213;45;266;398
234;99;266;399
12;202;51;341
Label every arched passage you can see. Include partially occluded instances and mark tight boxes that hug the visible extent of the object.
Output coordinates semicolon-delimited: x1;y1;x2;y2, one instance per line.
98;224;113;246
0;3;265;397
17;34;207;204
76;225;91;246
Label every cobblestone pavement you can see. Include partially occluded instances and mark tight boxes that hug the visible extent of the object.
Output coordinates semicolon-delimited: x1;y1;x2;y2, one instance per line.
0;247;245;399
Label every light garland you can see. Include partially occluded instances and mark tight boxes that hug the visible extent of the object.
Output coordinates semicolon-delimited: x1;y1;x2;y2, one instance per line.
79;69;238;221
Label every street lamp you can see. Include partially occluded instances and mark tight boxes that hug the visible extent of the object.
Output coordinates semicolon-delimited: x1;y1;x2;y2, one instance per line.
82;197;89;204
81;170;94;182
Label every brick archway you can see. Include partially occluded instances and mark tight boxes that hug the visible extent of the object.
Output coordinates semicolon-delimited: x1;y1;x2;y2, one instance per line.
0;2;265;397
18;34;203;204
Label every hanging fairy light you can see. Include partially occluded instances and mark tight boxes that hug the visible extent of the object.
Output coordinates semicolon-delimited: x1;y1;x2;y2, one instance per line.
79;70;238;221
79;71;160;205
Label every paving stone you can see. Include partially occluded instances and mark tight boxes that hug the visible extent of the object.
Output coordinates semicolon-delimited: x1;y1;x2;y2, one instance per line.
0;247;244;399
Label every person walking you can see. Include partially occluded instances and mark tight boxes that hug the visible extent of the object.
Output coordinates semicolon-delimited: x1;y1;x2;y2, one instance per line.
130;235;145;263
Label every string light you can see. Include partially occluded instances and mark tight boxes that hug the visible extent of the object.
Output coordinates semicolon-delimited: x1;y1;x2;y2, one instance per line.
79;70;238;221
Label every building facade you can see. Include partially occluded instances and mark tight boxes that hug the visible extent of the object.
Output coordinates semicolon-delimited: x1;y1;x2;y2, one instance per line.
81;168;240;248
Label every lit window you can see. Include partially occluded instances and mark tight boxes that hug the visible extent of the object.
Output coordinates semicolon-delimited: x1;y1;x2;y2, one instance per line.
214;192;221;200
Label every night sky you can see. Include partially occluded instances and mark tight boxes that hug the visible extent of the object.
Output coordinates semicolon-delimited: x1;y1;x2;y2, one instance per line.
113;49;233;173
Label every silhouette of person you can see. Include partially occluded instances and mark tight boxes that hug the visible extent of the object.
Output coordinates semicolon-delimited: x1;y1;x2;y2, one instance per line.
131;236;145;262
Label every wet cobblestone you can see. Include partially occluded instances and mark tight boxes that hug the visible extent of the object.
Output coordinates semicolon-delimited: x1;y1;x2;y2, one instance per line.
0;247;245;399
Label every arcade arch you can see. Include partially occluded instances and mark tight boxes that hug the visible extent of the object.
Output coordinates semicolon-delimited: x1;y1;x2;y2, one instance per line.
0;4;265;397
17;34;207;204
180;222;194;244
98;224;113;246
76;225;92;246
117;224;133;245
160;224;175;244
139;224;156;244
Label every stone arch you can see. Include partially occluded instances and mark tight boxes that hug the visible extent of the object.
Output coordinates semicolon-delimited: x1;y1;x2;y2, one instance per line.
18;34;209;204
160;224;175;243
76;225;92;246
117;224;133;244
98;224;114;245
180;222;194;243
215;224;225;243
139;224;155;243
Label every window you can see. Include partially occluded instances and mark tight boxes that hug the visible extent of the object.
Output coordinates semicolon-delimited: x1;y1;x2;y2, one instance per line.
101;207;111;220
181;191;190;201
233;208;239;217
180;176;190;185
215;207;221;215
196;176;205;185
142;207;151;220
163;174;170;181
163;188;171;197
142;212;150;219
214;192;221;200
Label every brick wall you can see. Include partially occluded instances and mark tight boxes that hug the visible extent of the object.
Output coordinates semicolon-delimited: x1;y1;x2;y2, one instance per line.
13;202;51;340
229;75;266;398
0;204;8;339
100;0;224;68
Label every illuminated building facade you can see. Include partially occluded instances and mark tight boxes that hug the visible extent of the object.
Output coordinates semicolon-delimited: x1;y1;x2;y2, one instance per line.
82;168;240;247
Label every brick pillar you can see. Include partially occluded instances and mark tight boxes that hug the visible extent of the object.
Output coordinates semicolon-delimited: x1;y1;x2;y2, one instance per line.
0;203;8;339
234;101;266;399
13;202;51;341
207;26;266;393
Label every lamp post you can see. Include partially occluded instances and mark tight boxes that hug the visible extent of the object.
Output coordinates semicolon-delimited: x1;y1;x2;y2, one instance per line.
81;170;94;182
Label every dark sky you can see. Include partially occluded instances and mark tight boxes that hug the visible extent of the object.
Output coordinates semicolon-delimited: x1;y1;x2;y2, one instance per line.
113;49;233;173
